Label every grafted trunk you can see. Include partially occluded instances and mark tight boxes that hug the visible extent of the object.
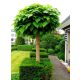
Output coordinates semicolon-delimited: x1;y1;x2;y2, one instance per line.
36;34;40;62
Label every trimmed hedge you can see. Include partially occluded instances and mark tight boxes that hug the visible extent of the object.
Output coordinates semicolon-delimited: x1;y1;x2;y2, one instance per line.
11;45;33;51
17;45;33;51
32;48;46;52
30;51;48;58
11;74;19;80
11;45;17;51
48;49;54;54
20;58;53;80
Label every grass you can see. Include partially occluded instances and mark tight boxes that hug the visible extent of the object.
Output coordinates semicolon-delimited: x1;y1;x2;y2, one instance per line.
11;51;30;74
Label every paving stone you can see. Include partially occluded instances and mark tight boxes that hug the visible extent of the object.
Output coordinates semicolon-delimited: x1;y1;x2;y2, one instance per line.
49;55;70;80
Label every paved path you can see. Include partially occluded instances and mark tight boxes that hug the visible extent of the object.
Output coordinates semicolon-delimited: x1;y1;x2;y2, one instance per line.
49;55;70;80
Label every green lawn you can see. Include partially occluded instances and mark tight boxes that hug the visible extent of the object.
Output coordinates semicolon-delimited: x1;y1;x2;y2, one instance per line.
11;51;30;74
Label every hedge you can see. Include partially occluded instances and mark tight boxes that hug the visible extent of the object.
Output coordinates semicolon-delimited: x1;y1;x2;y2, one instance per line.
11;45;17;51
11;74;19;80
32;48;46;52
17;45;33;51
48;49;54;54
30;51;48;58
11;45;34;51
20;58;53;80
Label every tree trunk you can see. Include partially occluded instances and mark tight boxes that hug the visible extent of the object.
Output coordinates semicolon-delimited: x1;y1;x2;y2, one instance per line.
36;34;40;62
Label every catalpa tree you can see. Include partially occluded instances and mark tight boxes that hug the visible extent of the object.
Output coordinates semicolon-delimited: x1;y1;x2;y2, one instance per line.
13;3;60;62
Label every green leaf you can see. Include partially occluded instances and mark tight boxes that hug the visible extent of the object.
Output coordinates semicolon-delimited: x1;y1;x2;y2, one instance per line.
26;14;33;18
35;18;41;23
19;26;25;34
30;26;34;31
19;23;31;35
43;10;48;13
25;23;31;29
33;22;39;28
42;21;48;27
40;32;43;35
43;16;50;21
38;22;43;28
17;30;21;36
33;29;37;35
16;15;22;21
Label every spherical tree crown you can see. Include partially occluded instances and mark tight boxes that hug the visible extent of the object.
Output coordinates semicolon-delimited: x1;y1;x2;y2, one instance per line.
13;3;60;37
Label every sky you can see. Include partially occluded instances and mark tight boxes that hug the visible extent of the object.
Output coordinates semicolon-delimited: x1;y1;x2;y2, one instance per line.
0;0;70;29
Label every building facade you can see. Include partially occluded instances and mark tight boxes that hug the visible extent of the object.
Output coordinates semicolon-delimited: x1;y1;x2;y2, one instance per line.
11;29;36;45
57;16;70;65
11;29;16;45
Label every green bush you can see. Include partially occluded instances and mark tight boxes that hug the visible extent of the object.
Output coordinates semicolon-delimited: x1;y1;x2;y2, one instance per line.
40;43;46;48
32;48;46;52
11;74;19;80
11;45;17;51
15;37;25;45
48;49;54;54
30;52;48;58
56;52;65;61
20;58;53;80
17;45;33;51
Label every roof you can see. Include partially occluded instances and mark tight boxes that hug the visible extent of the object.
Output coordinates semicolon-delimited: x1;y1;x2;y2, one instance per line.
57;15;70;30
62;16;70;24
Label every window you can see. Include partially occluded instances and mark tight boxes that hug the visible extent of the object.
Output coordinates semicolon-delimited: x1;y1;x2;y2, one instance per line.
11;29;14;32
11;38;14;41
11;34;14;37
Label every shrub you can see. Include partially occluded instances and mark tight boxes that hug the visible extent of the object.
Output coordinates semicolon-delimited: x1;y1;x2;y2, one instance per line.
40;42;46;48
41;32;65;57
15;37;25;45
32;48;46;52
17;45;33;51
20;58;53;80
11;45;17;51
11;74;19;80
48;49;54;54
30;52;48;58
56;52;65;61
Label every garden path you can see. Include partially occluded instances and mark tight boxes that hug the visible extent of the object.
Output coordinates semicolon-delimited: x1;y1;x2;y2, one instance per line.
49;55;70;80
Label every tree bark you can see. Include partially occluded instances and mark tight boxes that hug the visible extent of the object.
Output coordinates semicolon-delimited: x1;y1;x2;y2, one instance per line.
36;34;40;62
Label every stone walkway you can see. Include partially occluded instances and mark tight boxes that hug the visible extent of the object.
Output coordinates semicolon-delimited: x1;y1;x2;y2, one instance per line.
49;55;70;80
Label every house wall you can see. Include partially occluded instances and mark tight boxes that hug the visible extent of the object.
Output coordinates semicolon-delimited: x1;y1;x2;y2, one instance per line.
68;32;70;64
65;31;70;64
57;16;70;64
11;29;16;45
